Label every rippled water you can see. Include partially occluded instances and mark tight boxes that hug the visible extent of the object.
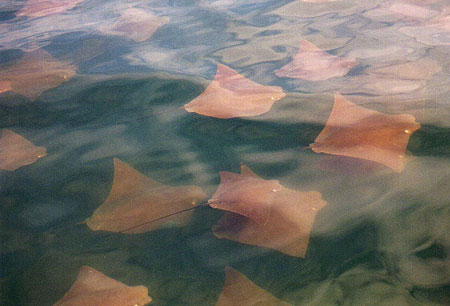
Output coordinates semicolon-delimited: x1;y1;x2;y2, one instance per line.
1;0;449;305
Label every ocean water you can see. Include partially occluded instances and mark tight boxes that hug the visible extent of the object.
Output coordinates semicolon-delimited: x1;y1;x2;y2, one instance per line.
0;0;449;305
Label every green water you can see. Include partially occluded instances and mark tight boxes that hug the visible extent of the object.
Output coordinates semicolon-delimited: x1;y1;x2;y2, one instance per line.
1;0;450;305
0;74;448;305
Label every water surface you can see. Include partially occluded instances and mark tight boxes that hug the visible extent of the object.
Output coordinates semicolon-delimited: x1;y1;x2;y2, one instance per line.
1;0;449;305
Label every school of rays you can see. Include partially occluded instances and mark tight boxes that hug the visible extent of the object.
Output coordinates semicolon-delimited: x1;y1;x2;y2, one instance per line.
2;0;442;305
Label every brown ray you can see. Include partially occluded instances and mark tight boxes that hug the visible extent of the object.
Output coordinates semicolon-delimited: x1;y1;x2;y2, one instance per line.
0;129;47;171
209;164;326;258
53;266;151;306
0;49;76;101
99;8;169;43
86;158;206;233
216;267;292;306
183;64;285;119
275;39;357;81
17;0;86;17
309;92;421;173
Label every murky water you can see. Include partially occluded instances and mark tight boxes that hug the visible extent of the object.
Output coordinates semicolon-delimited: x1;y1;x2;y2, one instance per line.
1;0;449;305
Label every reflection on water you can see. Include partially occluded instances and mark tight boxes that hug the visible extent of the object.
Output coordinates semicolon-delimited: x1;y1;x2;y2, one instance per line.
1;0;449;305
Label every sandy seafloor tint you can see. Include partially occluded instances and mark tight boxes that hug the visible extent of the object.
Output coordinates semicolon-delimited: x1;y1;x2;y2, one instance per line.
1;0;449;305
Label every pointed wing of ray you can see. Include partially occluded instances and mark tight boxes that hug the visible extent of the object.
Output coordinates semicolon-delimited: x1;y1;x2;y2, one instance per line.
53;266;151;306
216;267;292;306
183;64;285;119
309;92;421;172
0;129;47;171
210;164;326;258
86;158;206;233
275;39;357;81
0;49;76;101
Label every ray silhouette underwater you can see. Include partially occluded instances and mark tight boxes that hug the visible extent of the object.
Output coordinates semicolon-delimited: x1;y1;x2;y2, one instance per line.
0;49;77;102
308;92;421;172
274;38;357;81
23;87;427;242
0;58;428;261
52;265;152;306
84;158;207;234
183;63;286;119
98;8;170;43
68;101;425;254
208;164;326;258
0;128;47;171
74;159;328;261
216;266;292;306
63;81;432;144
1;1;449;305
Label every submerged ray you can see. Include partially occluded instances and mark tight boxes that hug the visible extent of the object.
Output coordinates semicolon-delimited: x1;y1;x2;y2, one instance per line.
99;8;169;43
209;164;326;258
216;267;292;306
309;92;421;172
183;64;285;119
275;39;357;81
0;49;76;101
0;129;47;171
53;266;151;306
86;158;206;233
17;0;86;17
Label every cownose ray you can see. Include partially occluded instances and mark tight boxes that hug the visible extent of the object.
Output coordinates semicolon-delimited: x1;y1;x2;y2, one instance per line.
53;266;151;306
0;129;47;171
0;49;76;101
216;267;292;306
86;158;207;233
16;0;87;17
275;39;357;81
309;92;421;173
99;8;170;43
183;64;286;119
208;164;326;258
